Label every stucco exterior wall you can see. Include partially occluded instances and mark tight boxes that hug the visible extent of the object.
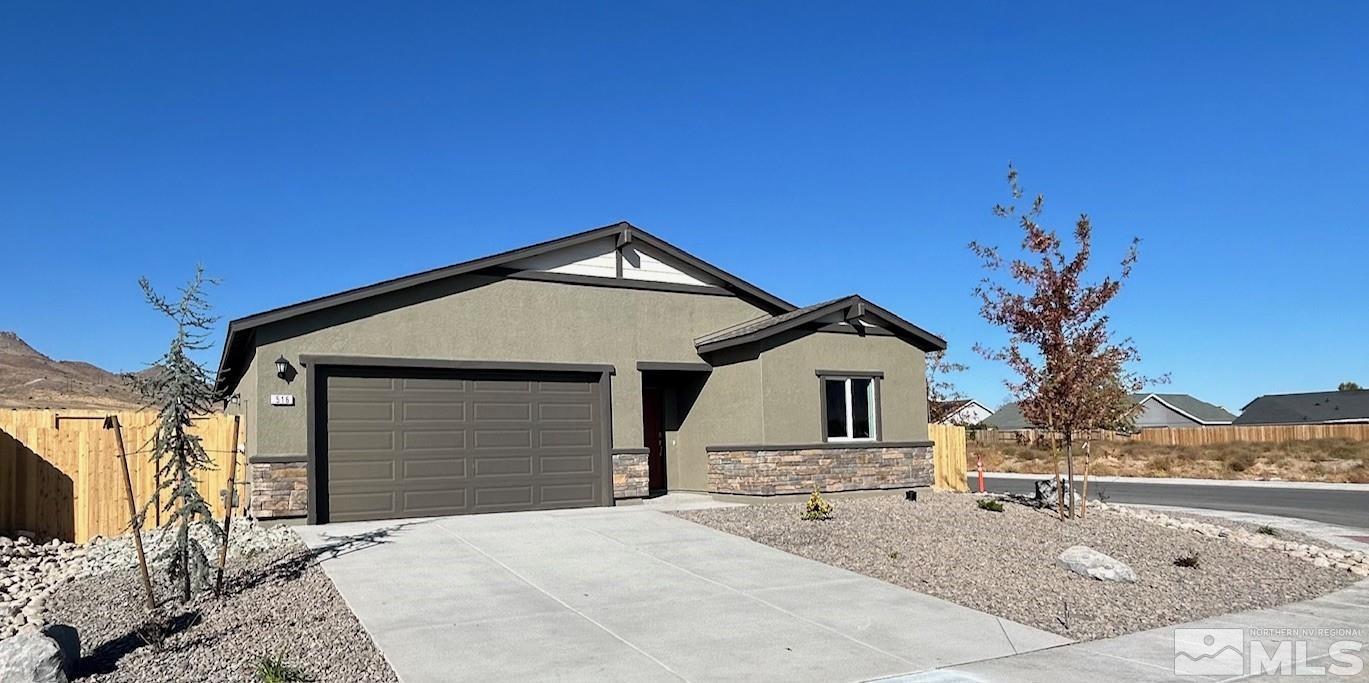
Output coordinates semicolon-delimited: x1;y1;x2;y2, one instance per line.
758;331;928;443
237;277;770;462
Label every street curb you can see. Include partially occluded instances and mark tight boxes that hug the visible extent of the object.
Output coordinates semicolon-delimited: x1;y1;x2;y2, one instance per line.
978;471;1369;491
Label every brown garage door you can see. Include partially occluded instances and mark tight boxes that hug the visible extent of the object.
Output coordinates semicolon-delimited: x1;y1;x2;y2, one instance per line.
319;367;607;522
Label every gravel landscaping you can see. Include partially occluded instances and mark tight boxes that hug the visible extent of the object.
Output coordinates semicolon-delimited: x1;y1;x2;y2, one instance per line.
674;492;1360;640
10;525;397;682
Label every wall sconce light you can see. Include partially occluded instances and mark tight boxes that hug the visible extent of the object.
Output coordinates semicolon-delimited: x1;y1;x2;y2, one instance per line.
275;355;292;379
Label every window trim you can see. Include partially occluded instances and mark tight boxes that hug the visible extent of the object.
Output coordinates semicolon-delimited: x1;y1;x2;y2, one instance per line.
819;373;882;442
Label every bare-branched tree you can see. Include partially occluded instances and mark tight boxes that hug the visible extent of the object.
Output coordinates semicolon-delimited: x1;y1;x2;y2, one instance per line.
130;266;224;601
970;165;1157;518
926;351;969;422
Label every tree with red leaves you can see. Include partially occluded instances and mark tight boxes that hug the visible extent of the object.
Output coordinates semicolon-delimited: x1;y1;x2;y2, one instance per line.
970;165;1158;519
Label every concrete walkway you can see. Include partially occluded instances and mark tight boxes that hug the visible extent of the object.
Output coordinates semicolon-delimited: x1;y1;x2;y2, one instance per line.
887;579;1369;682
294;498;1067;683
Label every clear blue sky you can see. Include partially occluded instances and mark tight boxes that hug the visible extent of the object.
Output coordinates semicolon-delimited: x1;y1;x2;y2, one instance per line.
3;2;1366;413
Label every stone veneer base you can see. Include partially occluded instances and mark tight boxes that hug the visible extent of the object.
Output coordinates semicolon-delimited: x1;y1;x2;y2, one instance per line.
612;451;649;499
707;444;933;496
248;461;309;519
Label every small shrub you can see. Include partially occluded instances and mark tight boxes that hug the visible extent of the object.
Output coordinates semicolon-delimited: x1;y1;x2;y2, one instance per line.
887;550;900;560
801;489;833;521
976;498;1004;513
255;652;314;683
1256;525;1279;536
1173;552;1200;568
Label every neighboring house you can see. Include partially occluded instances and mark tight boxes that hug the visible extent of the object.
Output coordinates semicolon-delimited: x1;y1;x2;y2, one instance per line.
982;393;1235;431
216;222;947;524
931;399;992;425
1234;390;1369;425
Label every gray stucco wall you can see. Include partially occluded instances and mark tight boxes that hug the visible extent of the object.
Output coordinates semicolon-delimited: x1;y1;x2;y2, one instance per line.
1134;399;1200;428
237;277;769;460
758;331;929;443
231;275;935;495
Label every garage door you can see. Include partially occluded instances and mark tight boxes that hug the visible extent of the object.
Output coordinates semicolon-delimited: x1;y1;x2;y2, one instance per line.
319;367;607;522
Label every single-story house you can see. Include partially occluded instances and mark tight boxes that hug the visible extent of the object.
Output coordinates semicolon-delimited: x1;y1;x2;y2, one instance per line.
215;222;947;524
1233;390;1369;425
982;393;1235;431
930;399;992;425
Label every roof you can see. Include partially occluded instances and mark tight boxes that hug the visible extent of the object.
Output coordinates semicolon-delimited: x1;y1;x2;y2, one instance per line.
214;222;796;396
983;392;1236;429
1133;393;1236;425
693;294;946;354
983;402;1030;429
1234;390;1369;425
930;399;989;423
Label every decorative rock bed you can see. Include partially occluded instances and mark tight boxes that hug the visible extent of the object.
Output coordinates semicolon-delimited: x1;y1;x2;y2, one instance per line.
674;492;1359;640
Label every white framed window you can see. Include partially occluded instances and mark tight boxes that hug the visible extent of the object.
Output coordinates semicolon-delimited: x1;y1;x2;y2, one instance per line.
822;376;877;441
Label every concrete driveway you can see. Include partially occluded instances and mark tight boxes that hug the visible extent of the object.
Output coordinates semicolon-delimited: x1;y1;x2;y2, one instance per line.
294;498;1068;682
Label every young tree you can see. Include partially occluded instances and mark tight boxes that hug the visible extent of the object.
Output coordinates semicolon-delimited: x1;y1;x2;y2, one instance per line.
970;165;1153;518
926;351;969;422
131;267;224;602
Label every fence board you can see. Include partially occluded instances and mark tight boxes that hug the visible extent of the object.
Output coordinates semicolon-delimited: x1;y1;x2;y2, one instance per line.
0;409;242;543
929;423;968;492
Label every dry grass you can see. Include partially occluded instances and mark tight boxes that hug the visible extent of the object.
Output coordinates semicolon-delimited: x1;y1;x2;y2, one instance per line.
969;438;1369;483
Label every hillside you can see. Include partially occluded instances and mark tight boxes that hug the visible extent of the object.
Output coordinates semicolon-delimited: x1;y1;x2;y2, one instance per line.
0;331;146;410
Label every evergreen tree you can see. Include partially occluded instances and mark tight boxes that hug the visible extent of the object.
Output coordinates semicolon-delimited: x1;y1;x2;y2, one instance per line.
131;266;224;602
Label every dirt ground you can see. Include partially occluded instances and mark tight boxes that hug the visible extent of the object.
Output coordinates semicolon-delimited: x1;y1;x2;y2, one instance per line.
968;437;1369;483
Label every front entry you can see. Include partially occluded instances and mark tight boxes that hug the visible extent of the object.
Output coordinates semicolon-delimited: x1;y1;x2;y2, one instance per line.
642;386;667;491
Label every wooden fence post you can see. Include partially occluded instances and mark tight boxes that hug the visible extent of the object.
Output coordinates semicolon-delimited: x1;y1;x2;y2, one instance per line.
106;416;157;611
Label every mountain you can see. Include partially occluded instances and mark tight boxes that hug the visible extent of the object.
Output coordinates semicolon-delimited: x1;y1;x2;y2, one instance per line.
0;331;146;410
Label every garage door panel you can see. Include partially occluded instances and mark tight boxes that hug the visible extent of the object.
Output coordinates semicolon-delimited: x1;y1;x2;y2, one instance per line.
402;430;467;450
538;381;593;395
402;458;468;479
473;402;533;421
402;490;467;514
323;368;605;522
539;454;596;475
402;402;467;421
472;379;534;393
473;429;533;448
473;455;533;476
540;483;597;505
330;491;397;518
330;401;396;421
330;460;397;482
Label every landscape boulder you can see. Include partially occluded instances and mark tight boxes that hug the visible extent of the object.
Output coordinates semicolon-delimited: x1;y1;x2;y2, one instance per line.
1057;545;1137;582
0;624;79;683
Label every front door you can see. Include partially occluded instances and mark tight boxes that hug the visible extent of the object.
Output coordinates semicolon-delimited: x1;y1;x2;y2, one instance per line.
642;386;666;491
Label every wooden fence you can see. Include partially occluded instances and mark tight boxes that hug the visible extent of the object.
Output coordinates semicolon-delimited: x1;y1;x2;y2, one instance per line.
0;410;242;543
1131;423;1369;446
973;423;1369;446
929;423;968;492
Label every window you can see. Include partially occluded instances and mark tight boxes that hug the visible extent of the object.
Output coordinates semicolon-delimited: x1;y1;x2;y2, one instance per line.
822;376;877;441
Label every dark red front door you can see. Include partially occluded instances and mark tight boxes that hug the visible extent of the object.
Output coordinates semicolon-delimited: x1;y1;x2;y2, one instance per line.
643;387;666;491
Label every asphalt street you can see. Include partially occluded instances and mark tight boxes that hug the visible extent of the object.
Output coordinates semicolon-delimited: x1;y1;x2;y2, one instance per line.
969;474;1369;529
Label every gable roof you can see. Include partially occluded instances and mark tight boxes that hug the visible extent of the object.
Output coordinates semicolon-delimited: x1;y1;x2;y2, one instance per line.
1134;393;1236;425
693;294;947;355
931;399;990;423
983;392;1235;429
214;222;795;396
1234;390;1369;425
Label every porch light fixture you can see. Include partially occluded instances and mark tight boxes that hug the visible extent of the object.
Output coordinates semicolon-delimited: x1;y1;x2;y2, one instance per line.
275;355;291;379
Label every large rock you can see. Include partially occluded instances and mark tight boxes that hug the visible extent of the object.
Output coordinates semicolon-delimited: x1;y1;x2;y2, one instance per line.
1057;545;1137;582
0;625;77;683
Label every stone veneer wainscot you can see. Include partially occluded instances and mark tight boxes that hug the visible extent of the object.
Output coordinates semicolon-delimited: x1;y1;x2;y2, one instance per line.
248;461;309;519
707;443;934;496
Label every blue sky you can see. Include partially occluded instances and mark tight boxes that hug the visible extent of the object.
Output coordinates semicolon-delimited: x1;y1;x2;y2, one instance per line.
2;2;1366;412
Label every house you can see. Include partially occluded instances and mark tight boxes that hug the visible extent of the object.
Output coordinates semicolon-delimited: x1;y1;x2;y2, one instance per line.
215;222;947;524
982;393;1235;431
1233;390;1369;425
930;399;993;425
